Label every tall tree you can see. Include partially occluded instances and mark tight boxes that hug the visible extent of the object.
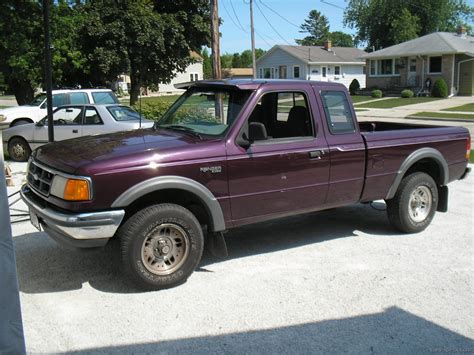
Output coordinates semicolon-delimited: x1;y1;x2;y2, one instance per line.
344;0;473;49
231;53;242;68
296;10;330;46
81;0;210;105
329;31;354;47
201;48;212;79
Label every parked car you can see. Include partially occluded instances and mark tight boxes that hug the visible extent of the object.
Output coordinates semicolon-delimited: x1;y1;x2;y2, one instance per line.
20;80;471;290
0;89;118;129
3;104;153;161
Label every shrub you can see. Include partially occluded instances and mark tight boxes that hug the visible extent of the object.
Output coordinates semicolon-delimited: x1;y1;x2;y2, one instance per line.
132;100;173;121
349;79;360;95
431;78;449;98
401;89;414;98
371;89;383;98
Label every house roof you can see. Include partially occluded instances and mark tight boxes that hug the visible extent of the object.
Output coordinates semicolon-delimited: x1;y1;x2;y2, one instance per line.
362;32;474;59
257;45;367;65
225;68;254;76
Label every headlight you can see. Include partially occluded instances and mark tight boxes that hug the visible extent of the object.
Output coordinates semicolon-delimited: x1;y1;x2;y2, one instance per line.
0;114;6;122
51;175;92;201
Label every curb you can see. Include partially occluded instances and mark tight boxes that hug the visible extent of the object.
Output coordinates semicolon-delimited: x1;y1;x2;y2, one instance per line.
405;115;474;123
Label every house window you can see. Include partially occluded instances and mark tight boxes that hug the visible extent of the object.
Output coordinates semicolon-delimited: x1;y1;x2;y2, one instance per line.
293;66;300;78
370;58;399;76
279;65;287;79
259;68;263;78
189;73;199;81
334;66;340;76
263;68;275;78
429;56;442;73
409;58;417;72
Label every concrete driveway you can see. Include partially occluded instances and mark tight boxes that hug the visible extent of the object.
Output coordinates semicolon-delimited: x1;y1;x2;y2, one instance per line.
8;165;474;353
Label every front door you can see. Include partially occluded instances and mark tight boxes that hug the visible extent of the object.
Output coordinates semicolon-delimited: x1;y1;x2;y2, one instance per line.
33;106;83;143
321;66;328;81
407;57;417;87
227;87;330;226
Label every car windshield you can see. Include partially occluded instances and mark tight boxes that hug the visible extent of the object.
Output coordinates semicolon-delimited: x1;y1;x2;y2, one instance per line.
156;88;251;137
29;93;46;106
107;106;142;121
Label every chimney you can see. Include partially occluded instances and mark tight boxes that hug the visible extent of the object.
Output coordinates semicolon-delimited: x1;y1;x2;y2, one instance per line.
456;25;467;37
324;39;332;51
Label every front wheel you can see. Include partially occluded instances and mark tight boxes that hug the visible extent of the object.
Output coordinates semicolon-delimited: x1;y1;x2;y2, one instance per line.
119;203;204;290
386;172;438;233
8;137;31;162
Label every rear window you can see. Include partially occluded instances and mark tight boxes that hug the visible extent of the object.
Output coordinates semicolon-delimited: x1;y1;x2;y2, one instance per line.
92;92;118;104
107;106;142;121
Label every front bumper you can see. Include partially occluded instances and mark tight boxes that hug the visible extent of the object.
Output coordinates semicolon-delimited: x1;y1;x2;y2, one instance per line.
21;184;125;248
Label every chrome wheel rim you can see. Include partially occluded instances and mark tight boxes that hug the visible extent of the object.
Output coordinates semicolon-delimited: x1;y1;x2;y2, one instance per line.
141;223;189;275
12;143;26;160
408;185;432;223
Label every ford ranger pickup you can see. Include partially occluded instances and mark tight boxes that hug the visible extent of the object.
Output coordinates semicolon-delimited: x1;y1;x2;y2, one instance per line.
20;80;471;290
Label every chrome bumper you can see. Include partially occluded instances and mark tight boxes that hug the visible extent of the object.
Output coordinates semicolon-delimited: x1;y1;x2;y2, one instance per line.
21;184;125;247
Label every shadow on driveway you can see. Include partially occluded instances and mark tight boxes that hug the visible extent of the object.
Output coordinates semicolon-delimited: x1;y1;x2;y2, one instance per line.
14;203;401;294
67;307;474;353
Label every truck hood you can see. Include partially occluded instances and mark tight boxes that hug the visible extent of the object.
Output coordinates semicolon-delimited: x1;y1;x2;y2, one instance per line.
34;128;212;174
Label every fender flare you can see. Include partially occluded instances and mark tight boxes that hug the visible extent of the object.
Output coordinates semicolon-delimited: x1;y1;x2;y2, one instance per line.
386;148;449;200
111;175;226;232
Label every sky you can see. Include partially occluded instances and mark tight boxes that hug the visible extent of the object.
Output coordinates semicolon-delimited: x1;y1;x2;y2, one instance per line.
218;0;474;54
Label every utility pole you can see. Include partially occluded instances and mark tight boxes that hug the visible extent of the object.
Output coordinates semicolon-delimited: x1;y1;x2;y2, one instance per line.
250;0;257;79
210;0;221;80
43;0;54;142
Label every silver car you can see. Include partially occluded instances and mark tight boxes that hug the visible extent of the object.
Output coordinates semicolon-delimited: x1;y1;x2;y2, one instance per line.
2;104;154;161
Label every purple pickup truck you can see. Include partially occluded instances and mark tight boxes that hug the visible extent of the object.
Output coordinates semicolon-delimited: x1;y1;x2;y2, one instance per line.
21;80;471;289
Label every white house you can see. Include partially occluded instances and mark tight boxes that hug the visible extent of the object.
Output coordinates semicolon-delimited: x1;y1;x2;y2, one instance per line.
117;52;204;95
256;42;367;88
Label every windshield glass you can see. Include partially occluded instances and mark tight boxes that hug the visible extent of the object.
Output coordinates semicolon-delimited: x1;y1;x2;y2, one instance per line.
156;88;251;136
29;93;46;106
107;106;142;121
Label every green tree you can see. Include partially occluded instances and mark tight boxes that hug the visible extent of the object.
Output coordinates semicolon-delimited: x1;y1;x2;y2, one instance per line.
220;53;233;68
201;48;212;79
329;31;354;47
344;0;473;49
232;53;242;68
296;10;330;46
81;0;210;105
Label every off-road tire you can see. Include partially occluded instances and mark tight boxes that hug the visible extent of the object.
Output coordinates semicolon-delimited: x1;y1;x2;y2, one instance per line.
119;203;204;290
8;137;31;162
386;172;438;233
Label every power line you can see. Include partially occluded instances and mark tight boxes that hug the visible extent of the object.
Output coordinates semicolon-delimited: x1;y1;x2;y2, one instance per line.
258;0;301;29
229;0;248;33
254;0;295;46
222;0;248;34
320;0;345;11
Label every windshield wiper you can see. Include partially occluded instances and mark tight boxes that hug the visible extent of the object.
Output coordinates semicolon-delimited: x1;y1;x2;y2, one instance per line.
158;124;202;139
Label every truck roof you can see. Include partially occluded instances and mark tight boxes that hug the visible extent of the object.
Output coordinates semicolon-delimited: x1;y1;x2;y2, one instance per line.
176;79;346;91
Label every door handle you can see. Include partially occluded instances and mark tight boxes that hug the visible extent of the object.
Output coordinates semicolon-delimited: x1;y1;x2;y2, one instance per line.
309;150;325;159
72;129;78;133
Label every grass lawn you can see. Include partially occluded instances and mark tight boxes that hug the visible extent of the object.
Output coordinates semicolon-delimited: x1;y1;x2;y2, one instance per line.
357;97;441;109
470;151;474;164
350;95;375;103
442;103;474;112
411;111;474;119
0;105;10;109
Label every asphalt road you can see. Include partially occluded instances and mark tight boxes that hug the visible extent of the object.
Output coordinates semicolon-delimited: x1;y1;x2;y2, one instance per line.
8;168;474;353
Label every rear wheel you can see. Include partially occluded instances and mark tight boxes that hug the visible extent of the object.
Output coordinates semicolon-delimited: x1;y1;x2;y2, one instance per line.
119;203;204;290
386;172;438;233
8;137;31;162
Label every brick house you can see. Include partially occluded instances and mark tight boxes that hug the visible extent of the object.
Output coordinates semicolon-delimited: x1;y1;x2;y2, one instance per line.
362;27;474;96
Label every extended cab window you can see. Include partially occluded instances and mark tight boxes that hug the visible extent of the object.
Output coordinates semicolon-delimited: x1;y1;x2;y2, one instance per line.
321;91;355;134
248;91;313;140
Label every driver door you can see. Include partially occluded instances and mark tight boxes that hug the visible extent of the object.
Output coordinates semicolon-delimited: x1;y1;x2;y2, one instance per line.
33;106;83;143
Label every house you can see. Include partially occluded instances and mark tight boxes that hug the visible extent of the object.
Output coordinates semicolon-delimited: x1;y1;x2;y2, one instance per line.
362;27;474;96
256;42;367;88
222;68;254;79
116;51;203;96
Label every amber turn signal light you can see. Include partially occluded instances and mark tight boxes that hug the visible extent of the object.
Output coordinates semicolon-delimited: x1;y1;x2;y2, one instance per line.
64;179;91;201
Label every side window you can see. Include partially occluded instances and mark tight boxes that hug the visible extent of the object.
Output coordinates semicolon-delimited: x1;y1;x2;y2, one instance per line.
52;94;67;107
92;92;118;104
321;91;355;134
52;107;83;125
83;107;103;125
70;92;90;104
247;91;313;141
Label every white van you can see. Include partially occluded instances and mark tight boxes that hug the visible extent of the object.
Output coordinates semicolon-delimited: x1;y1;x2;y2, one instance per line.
0;89;118;129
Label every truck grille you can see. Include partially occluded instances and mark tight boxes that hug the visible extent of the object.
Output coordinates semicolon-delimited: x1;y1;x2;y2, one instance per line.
27;160;54;196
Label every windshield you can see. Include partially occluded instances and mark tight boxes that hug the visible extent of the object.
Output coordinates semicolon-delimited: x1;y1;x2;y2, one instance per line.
29;93;46;106
156;88;251;136
107;106;142;121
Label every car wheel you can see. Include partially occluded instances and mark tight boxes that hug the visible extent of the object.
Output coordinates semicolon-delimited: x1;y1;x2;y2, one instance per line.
386;172;438;233
119;203;204;290
8;137;31;162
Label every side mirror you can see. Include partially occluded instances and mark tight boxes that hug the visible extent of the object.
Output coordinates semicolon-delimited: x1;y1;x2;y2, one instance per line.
249;122;268;141
36;121;44;127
